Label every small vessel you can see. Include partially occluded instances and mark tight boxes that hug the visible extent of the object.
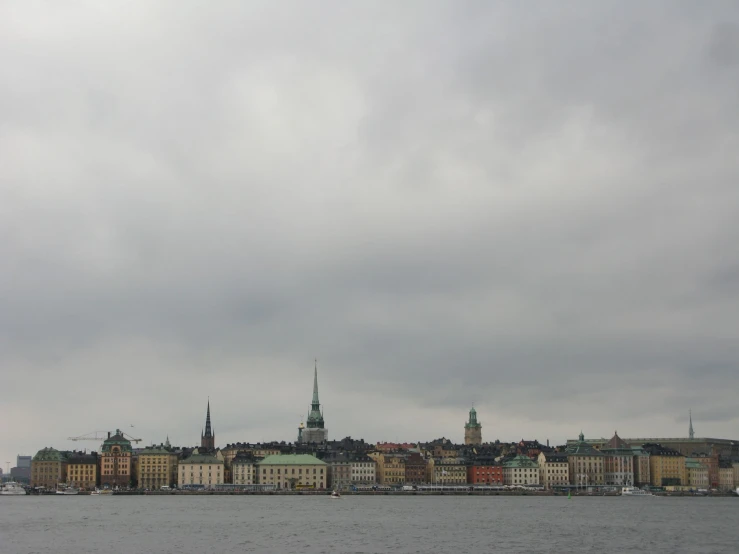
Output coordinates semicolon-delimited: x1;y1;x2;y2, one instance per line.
621;486;652;496
330;490;341;499
56;486;80;495
0;482;27;496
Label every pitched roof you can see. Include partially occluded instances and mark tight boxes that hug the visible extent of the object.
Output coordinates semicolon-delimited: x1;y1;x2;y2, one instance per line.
180;453;223;464
503;455;538;468
601;432;632;455
566;434;604;457
259;454;327;466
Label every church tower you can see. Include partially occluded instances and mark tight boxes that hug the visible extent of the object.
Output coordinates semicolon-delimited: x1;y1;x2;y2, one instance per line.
301;360;328;443
464;405;482;445
201;399;215;450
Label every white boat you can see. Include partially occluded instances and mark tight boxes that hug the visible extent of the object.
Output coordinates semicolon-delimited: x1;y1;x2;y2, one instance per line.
330;490;341;499
0;482;27;496
621;486;652;496
56;486;79;495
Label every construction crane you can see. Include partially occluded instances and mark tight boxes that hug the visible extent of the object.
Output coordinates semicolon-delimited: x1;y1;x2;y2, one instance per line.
67;430;142;443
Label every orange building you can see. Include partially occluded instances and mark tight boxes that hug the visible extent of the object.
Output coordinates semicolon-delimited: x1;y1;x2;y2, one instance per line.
100;429;133;489
467;464;503;485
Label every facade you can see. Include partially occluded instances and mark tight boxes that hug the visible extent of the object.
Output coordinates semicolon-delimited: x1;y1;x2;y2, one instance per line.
643;444;686;487
369;453;406;486
718;461;734;491
326;456;352;490
685;458;709;489
537;452;569;489
566;432;605;487
349;456;377;486
464;406;482;445
632;445;651;486
431;460;468;485
232;452;257;485
257;454;327;490
201;400;215;451
178;452;224;487
404;453;428;484
301;362;328;443
31;447;68;488
693;455;719;488
503;455;539;486
137;446;178;490
468;464;504;486
601;432;634;486
100;430;133;488
66;452;98;490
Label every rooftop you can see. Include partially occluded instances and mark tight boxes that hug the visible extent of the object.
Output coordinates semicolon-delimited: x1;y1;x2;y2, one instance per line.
259;454;327;466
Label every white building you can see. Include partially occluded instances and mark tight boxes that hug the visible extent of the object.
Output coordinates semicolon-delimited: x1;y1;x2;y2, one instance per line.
538;452;570;489
503;455;539;486
231;453;257;485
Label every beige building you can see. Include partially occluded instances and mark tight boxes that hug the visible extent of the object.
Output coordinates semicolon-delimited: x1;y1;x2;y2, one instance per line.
231;452;257;485
66;453;98;490
686;458;709;489
644;444;686;487
538;452;569;489
31;447;68;489
369;453;406;485
632;446;651;486
257;454;327;490
138;446;178;490
350;456;377;485
718;461;734;491
503;455;539;486
566;433;604;487
430;459;467;485
178;452;224;487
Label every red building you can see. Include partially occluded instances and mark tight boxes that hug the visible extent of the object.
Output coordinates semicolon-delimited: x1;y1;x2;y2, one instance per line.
467;464;503;485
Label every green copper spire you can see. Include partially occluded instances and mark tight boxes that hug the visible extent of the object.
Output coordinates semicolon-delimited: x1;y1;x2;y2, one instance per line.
306;359;325;429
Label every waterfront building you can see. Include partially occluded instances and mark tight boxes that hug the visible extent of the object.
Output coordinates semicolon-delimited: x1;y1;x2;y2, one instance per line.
349;455;377;486
685;458;709;489
464;406;482;445
137;446;178;490
10;455;32;483
566;432;604;488
100;429;133;488
257;454;326;490
601;432;634;486
733;461;739;488
503;455;539;486
631;445;651;486
301;362;328;444
66;452;98;490
325;454;352;490
201;400;215;451
430;459;468;485
537;452;569;489
231;452;257;485
718;460;734;491
178;452;224;487
643;443;686;487
467;463;503;486
369;452;406;485
692;454;718;488
31;447;68;489
404;452;428;484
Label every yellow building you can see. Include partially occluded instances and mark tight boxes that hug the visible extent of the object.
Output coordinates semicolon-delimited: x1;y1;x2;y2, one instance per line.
718;461;734;491
178;452;224;487
368;453;406;485
644;444;686;487
566;433;605;487
30;447;68;489
686;458;708;489
137;446;178;490
257;454;327;490
66;452;98;490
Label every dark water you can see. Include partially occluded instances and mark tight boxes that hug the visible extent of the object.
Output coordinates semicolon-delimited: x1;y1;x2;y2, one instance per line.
1;495;738;554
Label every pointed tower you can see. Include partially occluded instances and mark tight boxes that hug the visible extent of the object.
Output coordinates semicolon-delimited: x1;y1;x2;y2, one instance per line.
464;405;482;445
689;410;694;440
301;360;328;443
201;399;215;450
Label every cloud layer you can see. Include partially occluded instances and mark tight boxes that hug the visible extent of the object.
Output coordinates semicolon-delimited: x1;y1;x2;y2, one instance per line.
2;1;739;464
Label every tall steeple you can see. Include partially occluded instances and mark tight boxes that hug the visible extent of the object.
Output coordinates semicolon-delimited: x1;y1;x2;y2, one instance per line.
201;398;215;450
689;409;694;440
312;360;320;410
306;360;324;429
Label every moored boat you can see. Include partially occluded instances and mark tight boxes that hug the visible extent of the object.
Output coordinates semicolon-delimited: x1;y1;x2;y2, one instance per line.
0;482;27;496
621;486;652;496
330;490;341;499
56;486;80;495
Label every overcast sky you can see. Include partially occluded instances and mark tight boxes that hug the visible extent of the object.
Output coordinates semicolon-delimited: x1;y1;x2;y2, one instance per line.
1;1;739;467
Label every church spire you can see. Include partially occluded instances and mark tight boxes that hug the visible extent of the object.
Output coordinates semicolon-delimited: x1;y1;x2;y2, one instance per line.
201;398;215;450
204;398;213;437
312;359;320;408
306;360;325;430
689;409;694;440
